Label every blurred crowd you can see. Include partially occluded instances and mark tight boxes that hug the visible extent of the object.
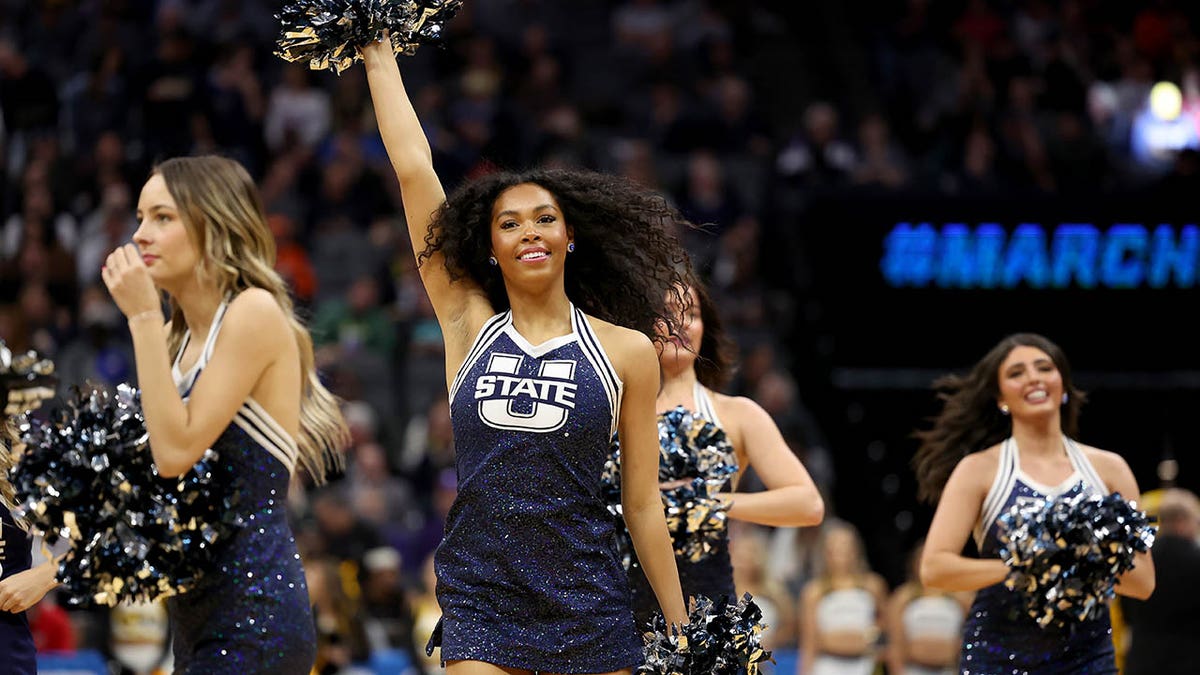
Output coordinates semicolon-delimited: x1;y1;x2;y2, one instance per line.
3;1;1200;673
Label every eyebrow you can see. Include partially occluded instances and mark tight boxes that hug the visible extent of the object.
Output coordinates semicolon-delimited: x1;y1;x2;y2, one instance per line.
137;204;174;214
494;204;558;221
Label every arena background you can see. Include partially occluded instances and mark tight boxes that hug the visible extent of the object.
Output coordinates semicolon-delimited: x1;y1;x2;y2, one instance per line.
2;1;1197;673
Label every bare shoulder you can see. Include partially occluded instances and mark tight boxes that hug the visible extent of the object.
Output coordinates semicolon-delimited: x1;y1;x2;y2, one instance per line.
224;289;292;345
1076;443;1138;491
228;288;288;324
949;444;1003;492
712;392;769;426
581;314;655;376
1076;443;1128;470
865;572;890;597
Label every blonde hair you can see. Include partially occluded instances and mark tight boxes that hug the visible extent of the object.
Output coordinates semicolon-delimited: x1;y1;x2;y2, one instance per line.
0;420;17;511
155;156;348;482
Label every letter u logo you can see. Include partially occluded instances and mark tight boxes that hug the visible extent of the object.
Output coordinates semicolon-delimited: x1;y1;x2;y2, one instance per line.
478;353;576;432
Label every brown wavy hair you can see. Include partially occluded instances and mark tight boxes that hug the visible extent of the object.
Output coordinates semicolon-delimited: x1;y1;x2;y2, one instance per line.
420;167;698;343
688;281;736;391
912;333;1086;503
155;156;349;482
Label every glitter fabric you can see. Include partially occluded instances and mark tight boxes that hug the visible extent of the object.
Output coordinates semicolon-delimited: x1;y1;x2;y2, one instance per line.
622;387;738;629
165;301;315;673
0;502;35;674
961;437;1116;674
431;307;642;672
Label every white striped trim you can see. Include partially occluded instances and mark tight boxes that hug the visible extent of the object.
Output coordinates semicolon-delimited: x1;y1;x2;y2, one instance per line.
974;438;1016;550
171;299;232;394
449;312;510;402
572;308;623;435
1065;437;1109;495
693;382;723;428
179;396;299;475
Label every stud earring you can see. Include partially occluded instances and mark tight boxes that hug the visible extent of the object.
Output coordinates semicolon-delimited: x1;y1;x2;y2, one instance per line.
1062;392;1069;404
567;242;575;253
488;256;498;266
999;404;1010;415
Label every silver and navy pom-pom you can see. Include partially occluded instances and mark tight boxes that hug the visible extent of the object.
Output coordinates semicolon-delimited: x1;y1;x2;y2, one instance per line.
275;0;464;74
12;383;243;606
998;489;1156;629
603;407;738;565
639;593;773;675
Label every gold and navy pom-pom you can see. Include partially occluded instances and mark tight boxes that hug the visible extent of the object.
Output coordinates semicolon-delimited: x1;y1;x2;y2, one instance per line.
998;489;1156;629
604;407;738;565
12;383;243;607
1;340;56;417
639;593;773;675
275;0;464;74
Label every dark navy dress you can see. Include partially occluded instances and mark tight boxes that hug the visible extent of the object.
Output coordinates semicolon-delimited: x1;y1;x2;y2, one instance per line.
962;436;1116;675
167;299;316;674
0;502;35;674
431;306;643;672
626;384;737;629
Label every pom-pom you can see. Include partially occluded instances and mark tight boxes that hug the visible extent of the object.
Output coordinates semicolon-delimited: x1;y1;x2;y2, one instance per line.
997;489;1156;629
1;340;57;417
603;407;738;565
638;593;773;675
275;0;464;74
12;383;243;607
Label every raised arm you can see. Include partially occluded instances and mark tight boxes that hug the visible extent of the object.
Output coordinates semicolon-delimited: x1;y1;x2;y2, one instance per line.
360;38;486;336
617;333;687;627
720;396;824;527
920;452;1009;592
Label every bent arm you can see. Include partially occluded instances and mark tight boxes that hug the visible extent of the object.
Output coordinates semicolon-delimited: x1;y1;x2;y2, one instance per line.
920;457;1008;592
620;337;687;626
722;397;824;527
1097;452;1156;600
131;290;288;477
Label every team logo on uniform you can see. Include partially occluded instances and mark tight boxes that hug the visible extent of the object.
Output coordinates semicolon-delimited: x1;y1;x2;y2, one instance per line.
474;353;578;432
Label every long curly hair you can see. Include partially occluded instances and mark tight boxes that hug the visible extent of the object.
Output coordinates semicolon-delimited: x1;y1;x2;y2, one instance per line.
420;168;697;342
155;156;349;483
912;333;1086;503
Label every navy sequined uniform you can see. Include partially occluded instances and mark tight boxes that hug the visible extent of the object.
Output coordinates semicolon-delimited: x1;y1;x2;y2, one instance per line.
432;306;643;672
167;299;316;674
627;383;736;628
961;436;1114;675
0;503;35;674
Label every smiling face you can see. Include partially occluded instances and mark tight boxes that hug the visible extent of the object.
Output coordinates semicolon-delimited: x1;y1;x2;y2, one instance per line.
489;183;572;286
996;345;1064;421
133;173;200;289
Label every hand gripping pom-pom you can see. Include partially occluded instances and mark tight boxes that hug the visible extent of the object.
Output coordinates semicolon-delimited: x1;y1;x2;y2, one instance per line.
275;0;465;74
639;593;773;675
11;383;243;607
997;489;1156;629
603;407;738;567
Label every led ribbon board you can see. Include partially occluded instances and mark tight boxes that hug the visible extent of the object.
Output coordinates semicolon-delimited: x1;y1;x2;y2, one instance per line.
881;223;1199;289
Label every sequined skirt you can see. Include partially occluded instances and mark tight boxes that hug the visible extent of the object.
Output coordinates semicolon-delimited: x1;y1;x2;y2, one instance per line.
167;521;315;674
432;496;643;672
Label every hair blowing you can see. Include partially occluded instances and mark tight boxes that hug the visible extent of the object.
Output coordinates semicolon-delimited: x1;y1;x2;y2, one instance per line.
689;280;736;391
155;156;348;482
912;333;1086;503
421;167;698;343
